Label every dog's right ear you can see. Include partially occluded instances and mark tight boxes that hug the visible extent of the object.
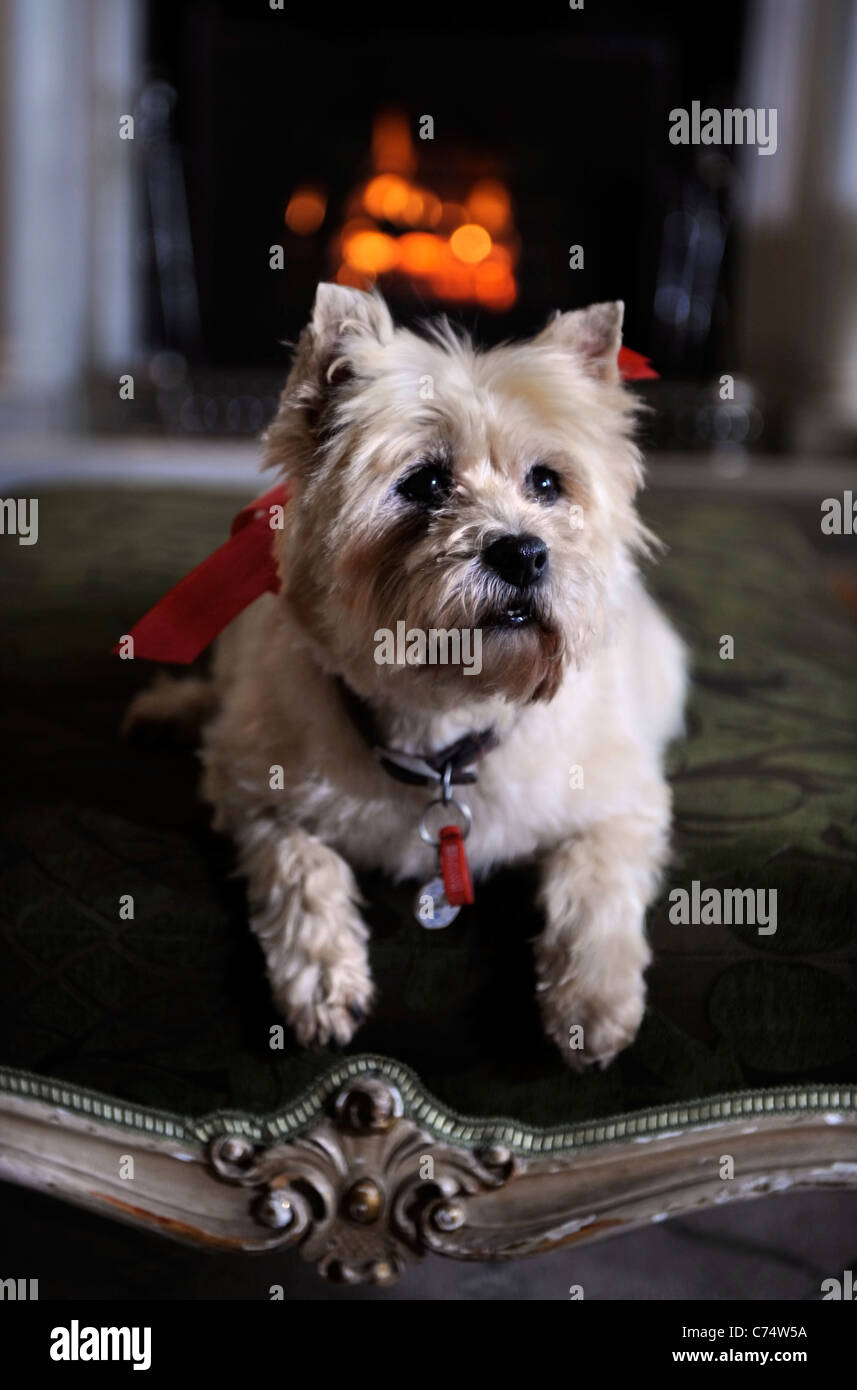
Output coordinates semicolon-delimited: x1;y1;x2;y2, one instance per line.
310;283;394;361
283;284;394;449
268;284;394;470
307;283;394;387
294;284;394;433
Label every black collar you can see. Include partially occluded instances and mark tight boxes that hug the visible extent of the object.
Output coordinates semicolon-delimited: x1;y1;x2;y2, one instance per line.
336;677;499;789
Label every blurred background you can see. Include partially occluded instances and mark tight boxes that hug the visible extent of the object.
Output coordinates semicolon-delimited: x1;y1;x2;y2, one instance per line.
1;0;856;461
1;0;856;1303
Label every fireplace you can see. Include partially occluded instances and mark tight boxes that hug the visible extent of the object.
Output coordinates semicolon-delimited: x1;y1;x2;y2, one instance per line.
135;0;747;436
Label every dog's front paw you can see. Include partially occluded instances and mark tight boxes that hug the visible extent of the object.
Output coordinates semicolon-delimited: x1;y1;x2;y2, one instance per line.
244;829;375;1049
536;960;647;1071
265;936;375;1049
279;964;375;1049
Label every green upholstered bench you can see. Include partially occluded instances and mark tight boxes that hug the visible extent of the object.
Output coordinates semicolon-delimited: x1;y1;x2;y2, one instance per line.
1;484;855;1282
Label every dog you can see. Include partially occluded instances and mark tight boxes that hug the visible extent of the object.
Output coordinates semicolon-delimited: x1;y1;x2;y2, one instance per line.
127;283;686;1069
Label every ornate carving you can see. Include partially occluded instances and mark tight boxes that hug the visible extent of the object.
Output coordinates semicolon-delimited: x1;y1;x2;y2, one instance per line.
2;1064;856;1284
208;1074;517;1284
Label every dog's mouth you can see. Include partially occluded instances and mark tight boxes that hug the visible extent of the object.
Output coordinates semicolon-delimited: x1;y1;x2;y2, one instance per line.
482;597;540;630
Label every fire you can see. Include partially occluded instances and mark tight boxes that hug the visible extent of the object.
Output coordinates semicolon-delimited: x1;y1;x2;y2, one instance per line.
283;110;518;310
371;109;417;177
284;188;326;236
397;233;445;274
449;224;492;265
363;175;410;222
343;229;398;275
466;180;511;235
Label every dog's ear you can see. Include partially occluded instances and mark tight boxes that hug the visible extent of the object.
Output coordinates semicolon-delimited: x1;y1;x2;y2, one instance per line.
289;284;394;444
266;285;395;472
535;301;624;382
310;282;394;373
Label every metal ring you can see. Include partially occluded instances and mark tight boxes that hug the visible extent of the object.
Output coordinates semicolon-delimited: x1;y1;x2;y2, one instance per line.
418;796;472;846
441;762;453;805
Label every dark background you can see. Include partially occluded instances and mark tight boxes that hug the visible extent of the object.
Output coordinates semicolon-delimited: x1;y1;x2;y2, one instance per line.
143;0;745;375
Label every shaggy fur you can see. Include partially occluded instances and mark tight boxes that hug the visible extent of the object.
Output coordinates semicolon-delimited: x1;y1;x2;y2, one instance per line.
126;284;687;1067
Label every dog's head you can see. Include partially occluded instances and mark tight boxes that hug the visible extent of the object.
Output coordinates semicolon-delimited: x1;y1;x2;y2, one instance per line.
263;283;652;709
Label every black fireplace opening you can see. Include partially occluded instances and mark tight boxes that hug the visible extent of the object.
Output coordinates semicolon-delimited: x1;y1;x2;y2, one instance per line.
127;0;748;440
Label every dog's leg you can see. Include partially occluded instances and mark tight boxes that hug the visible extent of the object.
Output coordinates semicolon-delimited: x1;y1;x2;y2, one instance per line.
535;790;671;1069
236;820;374;1047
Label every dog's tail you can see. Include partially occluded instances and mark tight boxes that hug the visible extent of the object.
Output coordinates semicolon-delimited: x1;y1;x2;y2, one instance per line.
121;671;219;743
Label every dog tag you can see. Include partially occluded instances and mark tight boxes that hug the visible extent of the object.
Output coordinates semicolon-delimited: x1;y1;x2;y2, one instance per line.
414;875;460;929
439;824;474;906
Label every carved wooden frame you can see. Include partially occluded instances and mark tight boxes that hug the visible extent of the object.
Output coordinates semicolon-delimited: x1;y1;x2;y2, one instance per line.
1;1057;856;1285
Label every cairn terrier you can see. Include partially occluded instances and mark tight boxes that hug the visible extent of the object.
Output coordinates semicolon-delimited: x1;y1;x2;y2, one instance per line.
128;283;686;1068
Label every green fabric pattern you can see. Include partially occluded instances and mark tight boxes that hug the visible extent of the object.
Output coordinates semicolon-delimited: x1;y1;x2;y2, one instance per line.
0;486;855;1128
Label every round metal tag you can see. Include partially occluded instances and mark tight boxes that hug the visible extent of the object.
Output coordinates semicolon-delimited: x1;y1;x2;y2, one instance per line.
413;876;460;929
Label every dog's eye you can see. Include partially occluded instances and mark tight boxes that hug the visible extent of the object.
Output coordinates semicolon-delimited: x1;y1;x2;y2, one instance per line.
397;462;454;509
527;465;562;504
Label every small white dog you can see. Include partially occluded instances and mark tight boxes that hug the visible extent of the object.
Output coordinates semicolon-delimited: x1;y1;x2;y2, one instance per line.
128;283;686;1069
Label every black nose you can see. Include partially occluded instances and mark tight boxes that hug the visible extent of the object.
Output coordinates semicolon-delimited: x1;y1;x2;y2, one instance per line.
482;533;549;588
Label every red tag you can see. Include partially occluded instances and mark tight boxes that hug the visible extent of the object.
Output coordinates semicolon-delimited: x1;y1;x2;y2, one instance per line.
439;825;474;906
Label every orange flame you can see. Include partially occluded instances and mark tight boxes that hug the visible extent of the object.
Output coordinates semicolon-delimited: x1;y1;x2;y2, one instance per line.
450;224;492;265
286;110;518;309
284;188;326;235
372;109;417;176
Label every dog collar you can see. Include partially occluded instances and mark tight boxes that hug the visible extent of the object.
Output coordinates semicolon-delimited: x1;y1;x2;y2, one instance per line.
335;676;498;789
335;676;498;930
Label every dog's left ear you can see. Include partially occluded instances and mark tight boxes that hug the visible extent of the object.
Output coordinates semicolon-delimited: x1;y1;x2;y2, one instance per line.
535;301;624;383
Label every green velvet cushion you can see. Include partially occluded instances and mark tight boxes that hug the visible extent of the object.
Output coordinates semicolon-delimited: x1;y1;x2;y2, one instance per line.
1;485;855;1127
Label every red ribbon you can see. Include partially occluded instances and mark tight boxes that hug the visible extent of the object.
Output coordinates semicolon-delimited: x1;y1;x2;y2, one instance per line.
116;349;657;665
617;346;658;380
115;483;288;665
